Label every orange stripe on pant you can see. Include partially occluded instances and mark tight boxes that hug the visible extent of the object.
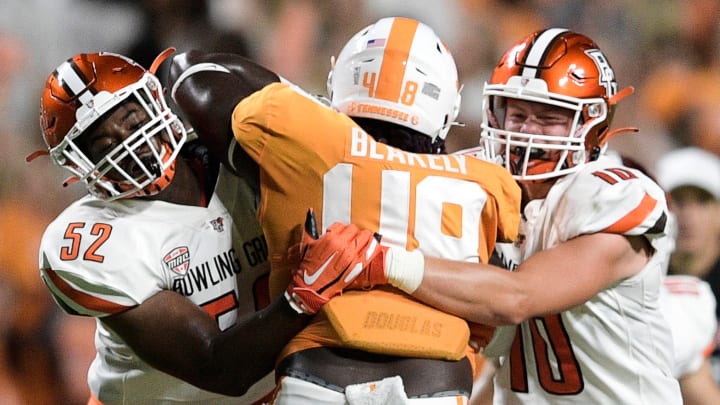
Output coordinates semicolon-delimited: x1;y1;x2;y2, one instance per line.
374;17;419;102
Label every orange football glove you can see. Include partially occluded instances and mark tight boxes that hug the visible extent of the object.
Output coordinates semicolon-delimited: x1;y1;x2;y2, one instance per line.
286;209;320;266
346;244;390;290
285;210;383;315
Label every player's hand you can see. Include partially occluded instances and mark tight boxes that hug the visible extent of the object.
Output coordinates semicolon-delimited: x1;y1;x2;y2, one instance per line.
285;211;383;315
346;244;390;290
348;241;426;294
286;209;320;266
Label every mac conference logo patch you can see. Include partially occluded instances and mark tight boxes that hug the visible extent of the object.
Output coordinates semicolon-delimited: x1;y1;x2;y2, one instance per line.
163;246;190;276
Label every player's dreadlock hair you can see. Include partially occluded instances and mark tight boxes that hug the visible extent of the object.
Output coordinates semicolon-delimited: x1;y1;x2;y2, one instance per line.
353;117;446;155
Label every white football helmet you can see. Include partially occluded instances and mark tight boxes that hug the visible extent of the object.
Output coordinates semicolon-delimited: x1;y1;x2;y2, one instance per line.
463;28;634;181
38;50;186;200
327;17;461;142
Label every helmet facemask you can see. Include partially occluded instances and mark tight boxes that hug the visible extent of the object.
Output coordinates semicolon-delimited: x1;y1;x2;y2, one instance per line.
49;73;187;200
479;76;610;181
452;28;638;181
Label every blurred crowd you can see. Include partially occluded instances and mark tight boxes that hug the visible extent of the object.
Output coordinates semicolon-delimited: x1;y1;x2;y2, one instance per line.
0;0;718;403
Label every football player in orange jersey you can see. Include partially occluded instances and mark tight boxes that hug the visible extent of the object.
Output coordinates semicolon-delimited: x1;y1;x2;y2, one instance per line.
307;28;684;404
169;17;521;404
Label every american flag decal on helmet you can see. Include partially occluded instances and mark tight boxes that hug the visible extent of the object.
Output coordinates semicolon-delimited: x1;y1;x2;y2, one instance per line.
366;38;386;48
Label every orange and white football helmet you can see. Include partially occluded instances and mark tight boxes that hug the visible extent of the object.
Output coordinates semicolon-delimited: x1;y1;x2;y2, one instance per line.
472;28;635;181
38;50;186;200
327;17;461;142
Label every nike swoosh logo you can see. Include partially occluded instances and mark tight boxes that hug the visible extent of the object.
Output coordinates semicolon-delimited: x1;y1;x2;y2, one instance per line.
365;239;378;260
344;262;363;283
303;253;336;285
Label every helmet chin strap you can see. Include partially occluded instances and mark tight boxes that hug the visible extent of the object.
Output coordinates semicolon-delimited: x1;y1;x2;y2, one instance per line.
609;86;635;106
591;85;638;147
25;149;49;162
121;159;177;199
602;126;639;144
511;147;581;184
509;148;558;183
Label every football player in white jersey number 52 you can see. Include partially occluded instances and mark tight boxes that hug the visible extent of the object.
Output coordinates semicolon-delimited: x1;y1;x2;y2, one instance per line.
31;50;371;405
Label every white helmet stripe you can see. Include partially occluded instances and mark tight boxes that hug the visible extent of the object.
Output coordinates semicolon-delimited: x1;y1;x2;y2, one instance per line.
56;61;94;106
520;28;569;78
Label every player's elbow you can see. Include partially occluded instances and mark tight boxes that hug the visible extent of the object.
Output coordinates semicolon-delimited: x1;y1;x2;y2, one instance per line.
488;289;534;325
190;348;261;397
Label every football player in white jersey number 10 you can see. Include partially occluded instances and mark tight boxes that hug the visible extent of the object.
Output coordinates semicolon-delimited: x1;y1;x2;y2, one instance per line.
302;28;683;404
30;50;372;404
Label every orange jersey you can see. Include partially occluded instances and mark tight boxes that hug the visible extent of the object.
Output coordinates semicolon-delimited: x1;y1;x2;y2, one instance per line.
232;82;520;359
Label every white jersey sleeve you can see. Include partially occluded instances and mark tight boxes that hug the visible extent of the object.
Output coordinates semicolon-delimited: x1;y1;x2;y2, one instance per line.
40;195;186;317
661;275;718;378
547;158;668;241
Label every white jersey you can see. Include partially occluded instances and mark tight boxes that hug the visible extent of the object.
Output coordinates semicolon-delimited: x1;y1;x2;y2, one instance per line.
492;158;682;404
39;165;273;404
661;275;718;378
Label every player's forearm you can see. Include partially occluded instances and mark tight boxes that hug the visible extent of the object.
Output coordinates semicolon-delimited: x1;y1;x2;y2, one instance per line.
197;297;309;395
410;256;530;326
379;249;530;325
380;248;530;325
